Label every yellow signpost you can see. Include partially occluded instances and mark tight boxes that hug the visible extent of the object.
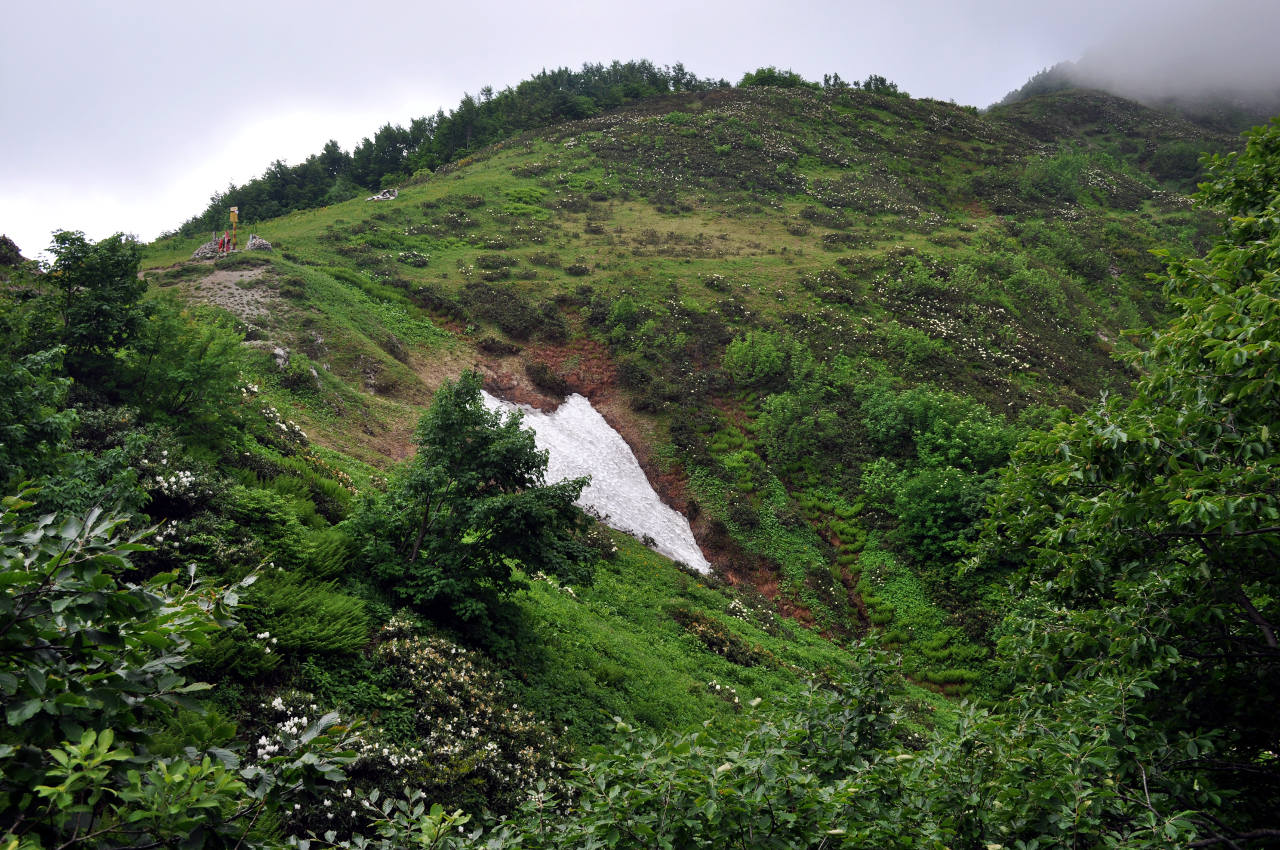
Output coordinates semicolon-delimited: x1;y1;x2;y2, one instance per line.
229;207;239;250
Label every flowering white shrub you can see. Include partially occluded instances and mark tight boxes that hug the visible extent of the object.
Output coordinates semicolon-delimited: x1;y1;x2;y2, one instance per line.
530;570;580;599
707;679;741;706
397;250;430;267
260;405;309;444
349;614;569;814
139;447;213;508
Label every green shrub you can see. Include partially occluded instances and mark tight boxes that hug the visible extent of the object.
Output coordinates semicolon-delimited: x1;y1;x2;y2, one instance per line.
723;330;790;389
526;360;569;398
242;572;368;655
528;251;561;268
223;485;308;570
505;186;547;205
339;614;570;815
478;335;522;355
459;282;540;339
305;527;354;581
476;252;518;270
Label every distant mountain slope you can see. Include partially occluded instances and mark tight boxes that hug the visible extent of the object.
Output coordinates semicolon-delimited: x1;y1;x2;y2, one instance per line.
145;82;1229;679
176;61;730;237
997;61;1280;134
988;88;1241;190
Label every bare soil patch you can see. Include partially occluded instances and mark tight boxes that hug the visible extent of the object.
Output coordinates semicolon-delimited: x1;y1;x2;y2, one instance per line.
178;265;279;322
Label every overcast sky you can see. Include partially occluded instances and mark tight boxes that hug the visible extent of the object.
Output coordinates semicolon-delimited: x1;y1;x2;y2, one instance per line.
2;0;1275;260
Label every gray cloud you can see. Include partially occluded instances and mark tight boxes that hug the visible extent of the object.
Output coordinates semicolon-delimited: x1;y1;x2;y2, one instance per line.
2;0;1275;258
1068;0;1280;104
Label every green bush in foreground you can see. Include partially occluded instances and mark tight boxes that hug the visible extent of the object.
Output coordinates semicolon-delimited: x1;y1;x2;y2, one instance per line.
0;493;355;850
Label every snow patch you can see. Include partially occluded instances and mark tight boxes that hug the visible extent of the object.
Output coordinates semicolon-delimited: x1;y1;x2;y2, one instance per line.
481;391;710;573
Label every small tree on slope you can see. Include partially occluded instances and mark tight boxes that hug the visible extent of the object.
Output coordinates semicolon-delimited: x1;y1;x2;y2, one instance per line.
349;371;594;638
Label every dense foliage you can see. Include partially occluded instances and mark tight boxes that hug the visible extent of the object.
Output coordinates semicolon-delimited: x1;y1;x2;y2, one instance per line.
970;117;1280;847
0;493;357;850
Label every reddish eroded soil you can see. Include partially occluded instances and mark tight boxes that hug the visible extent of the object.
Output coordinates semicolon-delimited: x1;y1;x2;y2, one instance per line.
708;531;818;629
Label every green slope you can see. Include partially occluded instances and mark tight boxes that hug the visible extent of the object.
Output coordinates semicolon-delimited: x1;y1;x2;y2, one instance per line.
143;87;1225;679
4;75;1271;848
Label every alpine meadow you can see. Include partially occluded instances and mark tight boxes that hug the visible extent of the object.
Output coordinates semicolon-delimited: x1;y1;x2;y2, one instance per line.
2;59;1278;849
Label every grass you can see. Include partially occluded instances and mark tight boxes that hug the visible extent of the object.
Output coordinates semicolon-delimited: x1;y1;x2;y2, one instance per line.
138;84;1224;727
506;531;853;747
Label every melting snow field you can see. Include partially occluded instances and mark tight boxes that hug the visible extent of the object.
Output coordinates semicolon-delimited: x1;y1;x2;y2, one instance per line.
481;391;711;573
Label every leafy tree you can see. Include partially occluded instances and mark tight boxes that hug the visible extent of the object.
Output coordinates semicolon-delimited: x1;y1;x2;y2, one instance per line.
970;118;1280;846
349;372;595;632
0;349;74;491
860;73;902;96
737;66;819;90
44;230;146;386
122;297;244;431
0;235;23;267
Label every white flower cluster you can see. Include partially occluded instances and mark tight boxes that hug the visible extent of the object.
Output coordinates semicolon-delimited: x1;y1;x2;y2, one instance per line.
530;570;579;599
368;625;566;804
151;519;186;553
260;405;308;443
397;250;430;267
708;679;741;705
153;468;198;497
256;630;278;654
252;692;324;761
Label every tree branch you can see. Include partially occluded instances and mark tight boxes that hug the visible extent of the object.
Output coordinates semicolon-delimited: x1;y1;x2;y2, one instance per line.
1190;828;1280;848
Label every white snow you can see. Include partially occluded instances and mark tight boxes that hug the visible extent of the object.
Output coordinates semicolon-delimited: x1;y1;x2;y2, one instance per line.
481;391;711;573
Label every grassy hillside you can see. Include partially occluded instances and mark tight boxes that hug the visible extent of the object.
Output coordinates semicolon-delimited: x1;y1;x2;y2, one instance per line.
143;85;1224;688
8;73;1275;848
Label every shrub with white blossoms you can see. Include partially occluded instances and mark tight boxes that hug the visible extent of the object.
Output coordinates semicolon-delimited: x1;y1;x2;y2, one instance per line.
249;692;326;763
349;614;569;815
240;690;365;841
397;250;430;267
707;679;741;706
530;570;579;599
139;448;212;508
261;405;308;441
